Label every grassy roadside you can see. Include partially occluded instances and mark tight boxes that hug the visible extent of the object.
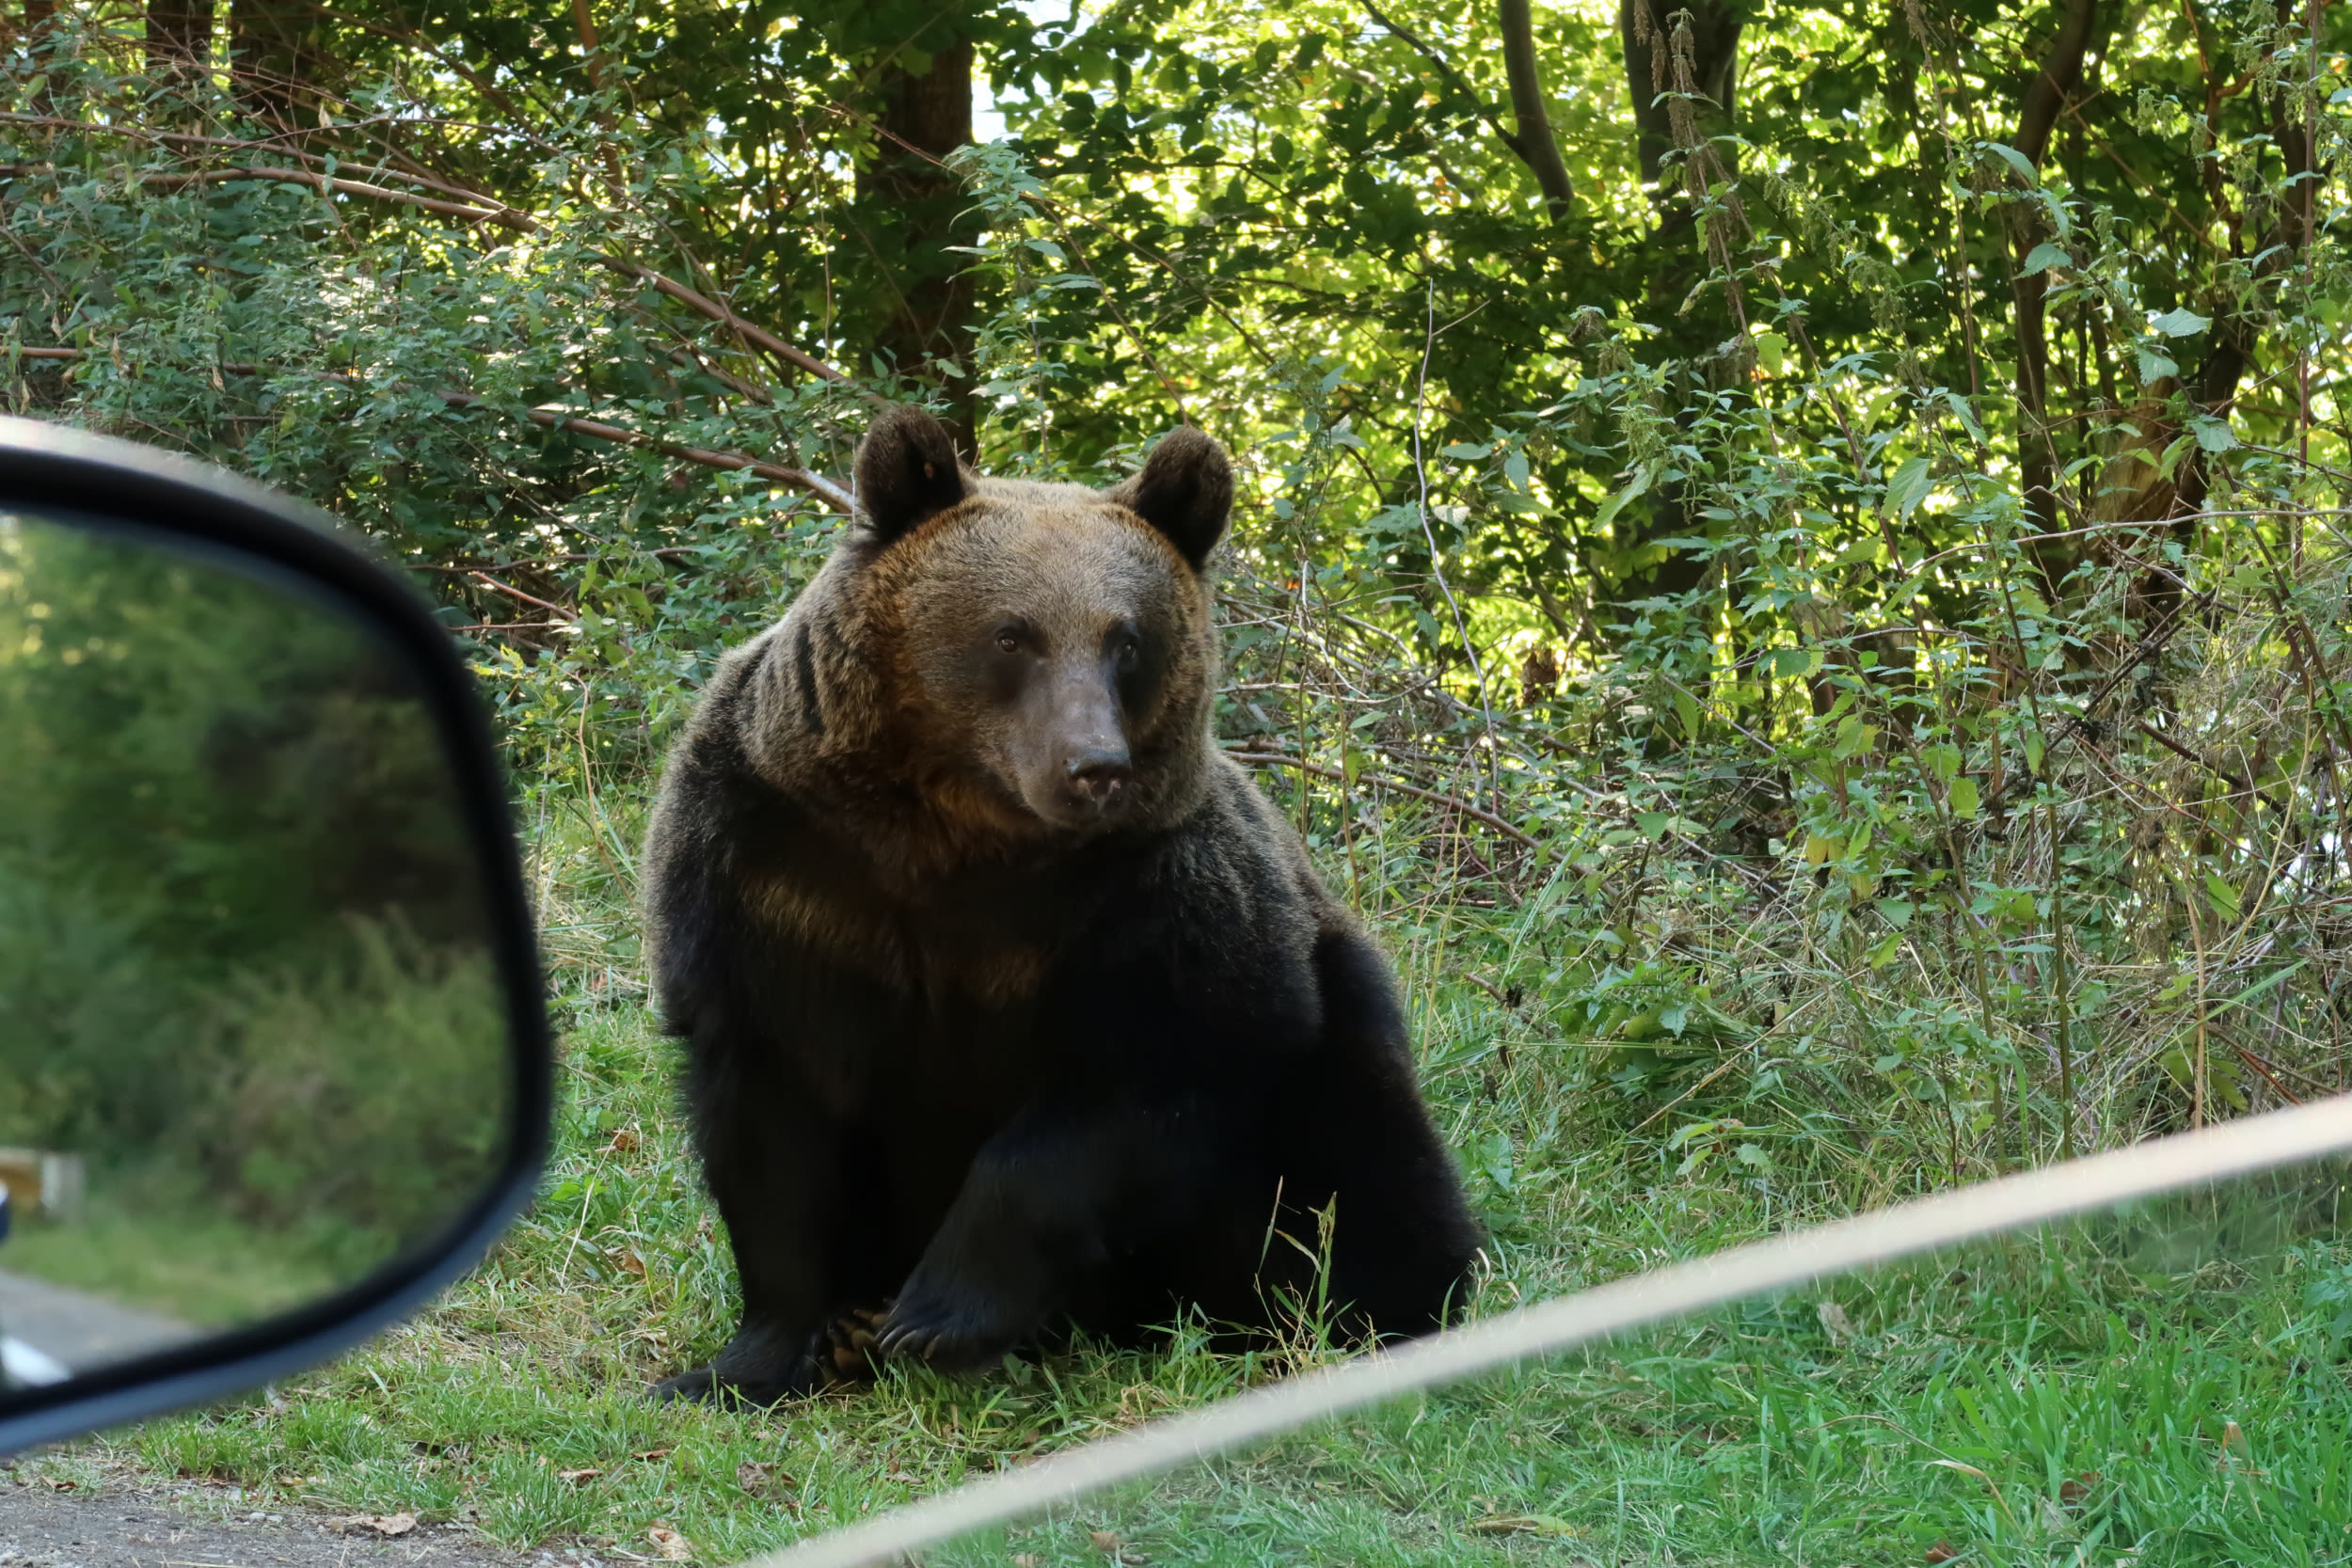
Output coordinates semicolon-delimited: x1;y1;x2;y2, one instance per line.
14;801;2348;1566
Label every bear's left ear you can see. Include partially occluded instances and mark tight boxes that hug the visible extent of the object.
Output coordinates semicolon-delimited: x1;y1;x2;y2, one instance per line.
1104;427;1232;571
854;405;972;544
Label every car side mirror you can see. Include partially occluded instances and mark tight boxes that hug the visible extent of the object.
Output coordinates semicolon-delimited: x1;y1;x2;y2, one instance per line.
0;417;550;1452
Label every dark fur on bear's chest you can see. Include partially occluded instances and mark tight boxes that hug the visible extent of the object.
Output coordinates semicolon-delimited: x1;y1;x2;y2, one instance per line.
643;408;1481;1404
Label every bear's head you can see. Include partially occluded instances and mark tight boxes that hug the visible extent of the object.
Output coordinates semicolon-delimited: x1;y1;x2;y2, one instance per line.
837;405;1232;842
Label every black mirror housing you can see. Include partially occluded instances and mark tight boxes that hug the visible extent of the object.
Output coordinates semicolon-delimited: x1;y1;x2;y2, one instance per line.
0;416;550;1452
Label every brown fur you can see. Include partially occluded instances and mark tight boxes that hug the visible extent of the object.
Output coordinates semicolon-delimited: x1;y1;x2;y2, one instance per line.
641;407;1478;1402
651;474;1216;998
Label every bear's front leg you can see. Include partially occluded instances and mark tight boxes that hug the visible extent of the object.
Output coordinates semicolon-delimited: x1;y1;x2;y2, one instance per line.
654;1047;855;1405
875;1088;1237;1369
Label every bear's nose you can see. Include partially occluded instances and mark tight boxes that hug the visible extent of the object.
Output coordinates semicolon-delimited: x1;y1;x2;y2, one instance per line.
1067;746;1132;802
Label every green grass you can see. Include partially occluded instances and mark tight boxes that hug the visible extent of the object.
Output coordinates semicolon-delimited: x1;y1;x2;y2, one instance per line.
22;799;2349;1567
939;1179;2352;1566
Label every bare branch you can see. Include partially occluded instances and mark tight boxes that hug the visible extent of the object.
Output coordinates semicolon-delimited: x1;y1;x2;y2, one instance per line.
1225;748;1536;848
1360;0;1569;216
597;256;850;385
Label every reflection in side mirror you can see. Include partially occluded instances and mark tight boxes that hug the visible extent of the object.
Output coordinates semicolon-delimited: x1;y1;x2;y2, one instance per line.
0;499;534;1416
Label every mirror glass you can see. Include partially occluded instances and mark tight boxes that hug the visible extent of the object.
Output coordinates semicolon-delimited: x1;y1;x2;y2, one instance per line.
913;1143;2352;1565
0;510;511;1393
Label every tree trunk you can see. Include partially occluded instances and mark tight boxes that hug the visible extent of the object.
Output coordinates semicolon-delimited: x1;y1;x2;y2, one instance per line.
1620;0;1743;190
860;39;977;455
2003;0;2104;594
1499;0;1573;218
2117;0;2319;626
1615;0;1746;604
230;0;336;124
23;0;54;106
144;0;211;79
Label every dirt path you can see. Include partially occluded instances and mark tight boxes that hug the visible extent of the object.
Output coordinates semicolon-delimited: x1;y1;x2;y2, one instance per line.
0;1481;547;1568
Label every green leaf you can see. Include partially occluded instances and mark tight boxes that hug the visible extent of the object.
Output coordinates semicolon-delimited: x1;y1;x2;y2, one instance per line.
1884;455;1931;519
1942;392;1986;441
2152;307;2212;338
1593;465;1653;531
1947;776;1981;818
2157;433;2198;481
1982;141;2039;182
1876;897;1915;928
2021;241;2071;274
1475;1131;1515;1193
1763;646;1823;678
2204;870;2243;925
2137;346;2180;384
2189;414;2237;452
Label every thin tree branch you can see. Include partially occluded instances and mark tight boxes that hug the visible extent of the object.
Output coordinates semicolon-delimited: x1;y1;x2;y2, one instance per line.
1364;0;1562;201
1498;0;1575;216
136;165;531;228
440;392;854;510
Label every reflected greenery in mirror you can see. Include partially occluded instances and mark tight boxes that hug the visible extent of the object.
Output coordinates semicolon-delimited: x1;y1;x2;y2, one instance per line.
0;513;507;1372
924;1158;2352;1566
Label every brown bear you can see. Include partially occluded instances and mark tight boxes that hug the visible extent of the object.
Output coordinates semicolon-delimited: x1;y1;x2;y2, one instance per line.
642;405;1481;1402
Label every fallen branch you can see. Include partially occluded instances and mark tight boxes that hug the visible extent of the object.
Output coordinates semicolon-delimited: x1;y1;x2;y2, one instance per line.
1223;746;1537;848
2236;1045;2304;1106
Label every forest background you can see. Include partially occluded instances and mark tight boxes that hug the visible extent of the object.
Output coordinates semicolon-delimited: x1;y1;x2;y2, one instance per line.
4;0;2352;1560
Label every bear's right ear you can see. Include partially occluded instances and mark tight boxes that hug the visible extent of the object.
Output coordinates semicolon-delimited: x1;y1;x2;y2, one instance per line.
1104;426;1232;571
853;406;972;544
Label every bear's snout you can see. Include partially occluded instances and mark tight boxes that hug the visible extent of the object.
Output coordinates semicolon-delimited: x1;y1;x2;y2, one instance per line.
1065;744;1132;806
1000;668;1140;829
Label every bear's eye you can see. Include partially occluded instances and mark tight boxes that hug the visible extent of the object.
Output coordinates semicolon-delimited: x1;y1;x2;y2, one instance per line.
1115;635;1141;670
994;627;1024;655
